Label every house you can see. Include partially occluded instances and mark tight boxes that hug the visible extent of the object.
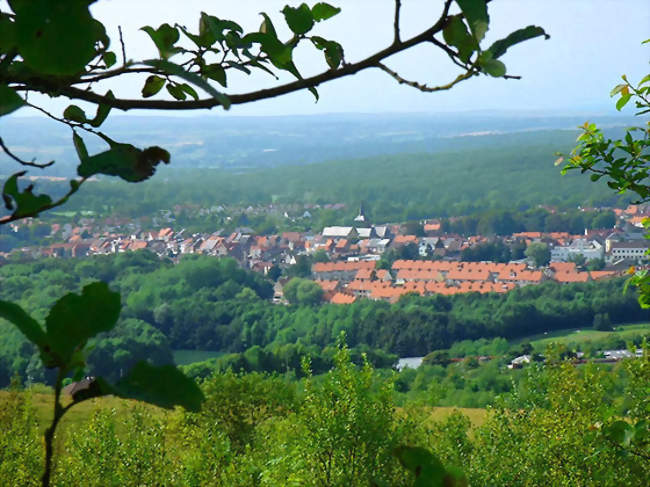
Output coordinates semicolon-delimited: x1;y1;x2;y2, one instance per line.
607;241;650;263
508;355;531;369
312;260;375;282
356;227;374;239
329;292;356;304
551;238;604;262
322;226;358;239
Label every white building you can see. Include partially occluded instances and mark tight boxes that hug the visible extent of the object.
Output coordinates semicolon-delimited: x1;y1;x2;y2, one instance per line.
607;241;650;263
551;239;604;262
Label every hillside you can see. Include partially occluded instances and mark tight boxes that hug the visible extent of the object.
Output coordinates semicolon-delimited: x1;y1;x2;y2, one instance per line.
53;131;631;222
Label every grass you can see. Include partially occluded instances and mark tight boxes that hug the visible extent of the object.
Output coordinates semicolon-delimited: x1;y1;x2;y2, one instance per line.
526;323;649;351
0;389;166;432
429;406;487;427
3;389;487;438
173;349;223;365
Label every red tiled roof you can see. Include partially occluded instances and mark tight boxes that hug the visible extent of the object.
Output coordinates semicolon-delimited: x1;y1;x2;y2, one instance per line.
315;280;339;292
554;272;589;283
313;261;376;273
589;271;617;281
330;292;356;304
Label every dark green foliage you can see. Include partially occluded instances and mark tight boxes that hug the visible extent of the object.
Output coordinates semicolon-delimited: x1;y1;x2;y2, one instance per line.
0;254;646;384
56;138;628;226
525;242;550;267
593;312;613;331
283;277;324;306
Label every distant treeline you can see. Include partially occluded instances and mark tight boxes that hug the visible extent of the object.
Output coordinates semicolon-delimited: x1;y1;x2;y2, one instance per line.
0;252;646;385
442;207;617;236
35;137;631;226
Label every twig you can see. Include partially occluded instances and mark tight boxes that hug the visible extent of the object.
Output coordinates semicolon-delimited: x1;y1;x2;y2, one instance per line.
376;62;478;92
118;25;126;65
0;138;54;168
394;0;402;45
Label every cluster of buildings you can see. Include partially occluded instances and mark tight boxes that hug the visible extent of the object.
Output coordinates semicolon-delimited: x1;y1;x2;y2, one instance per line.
1;205;648;305
312;259;619;304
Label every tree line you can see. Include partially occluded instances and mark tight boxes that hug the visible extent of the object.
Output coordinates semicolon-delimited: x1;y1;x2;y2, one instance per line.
0;251;646;385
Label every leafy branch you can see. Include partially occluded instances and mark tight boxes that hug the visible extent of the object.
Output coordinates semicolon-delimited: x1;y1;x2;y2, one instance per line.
0;1;549;225
0;283;204;486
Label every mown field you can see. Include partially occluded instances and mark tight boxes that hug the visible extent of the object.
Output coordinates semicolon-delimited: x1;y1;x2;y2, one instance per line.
173;349;223;365
525;323;650;351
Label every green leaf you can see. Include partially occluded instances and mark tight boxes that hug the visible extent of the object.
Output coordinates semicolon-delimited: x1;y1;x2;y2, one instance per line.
0;16;16;51
77;142;170;182
166;83;187;101
143;59;231;109
442;15;477;63
2;171;53;218
63;105;87;124
199;13;243;46
606;420;634;447
259;13;278;37
179;83;199;101
0;300;47;348
244;32;293;68
616;93;632;111
0;84;24;116
282;4;315;35
610;83;627;97
394;446;447;486
487;25;549;59
13;0;99;75
44;282;121;366
72;132;88;161
89;90;114;128
102;51;117;68
142;75;166;98
203;63;227;87
141;23;180;59
115;362;204;412
456;0;489;42
312;2;341;22
311;36;344;69
479;55;506;77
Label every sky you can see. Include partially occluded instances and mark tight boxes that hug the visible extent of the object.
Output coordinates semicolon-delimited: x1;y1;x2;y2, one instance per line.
7;0;650;117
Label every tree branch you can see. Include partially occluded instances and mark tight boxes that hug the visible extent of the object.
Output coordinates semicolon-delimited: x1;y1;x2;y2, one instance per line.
118;25;127;65
6;1;455;112
394;0;402;45
0;138;54;168
0;177;86;225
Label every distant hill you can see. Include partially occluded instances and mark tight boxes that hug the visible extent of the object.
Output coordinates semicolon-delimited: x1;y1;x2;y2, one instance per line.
0;112;635;176
47;129;630;221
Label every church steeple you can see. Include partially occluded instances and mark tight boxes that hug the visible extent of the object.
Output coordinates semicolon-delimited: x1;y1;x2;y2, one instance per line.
354;201;367;223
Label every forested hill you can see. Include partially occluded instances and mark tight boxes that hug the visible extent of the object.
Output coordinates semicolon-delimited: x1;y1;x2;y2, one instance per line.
55;130;631;221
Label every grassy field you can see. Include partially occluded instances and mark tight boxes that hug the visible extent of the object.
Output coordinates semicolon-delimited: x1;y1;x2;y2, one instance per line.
429;406;486;427
526;323;649;351
1;389;486;435
173;349;223;365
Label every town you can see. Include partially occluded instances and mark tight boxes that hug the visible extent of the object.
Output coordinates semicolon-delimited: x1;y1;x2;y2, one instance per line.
2;202;648;305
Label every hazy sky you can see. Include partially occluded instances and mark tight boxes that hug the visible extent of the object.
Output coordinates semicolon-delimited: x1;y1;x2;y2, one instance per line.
8;0;650;117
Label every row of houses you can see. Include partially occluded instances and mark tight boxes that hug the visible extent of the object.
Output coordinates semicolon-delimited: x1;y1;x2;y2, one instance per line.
311;260;620;304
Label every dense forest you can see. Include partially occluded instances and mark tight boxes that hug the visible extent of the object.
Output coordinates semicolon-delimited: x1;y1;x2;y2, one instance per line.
1;251;646;387
23;132;631;226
